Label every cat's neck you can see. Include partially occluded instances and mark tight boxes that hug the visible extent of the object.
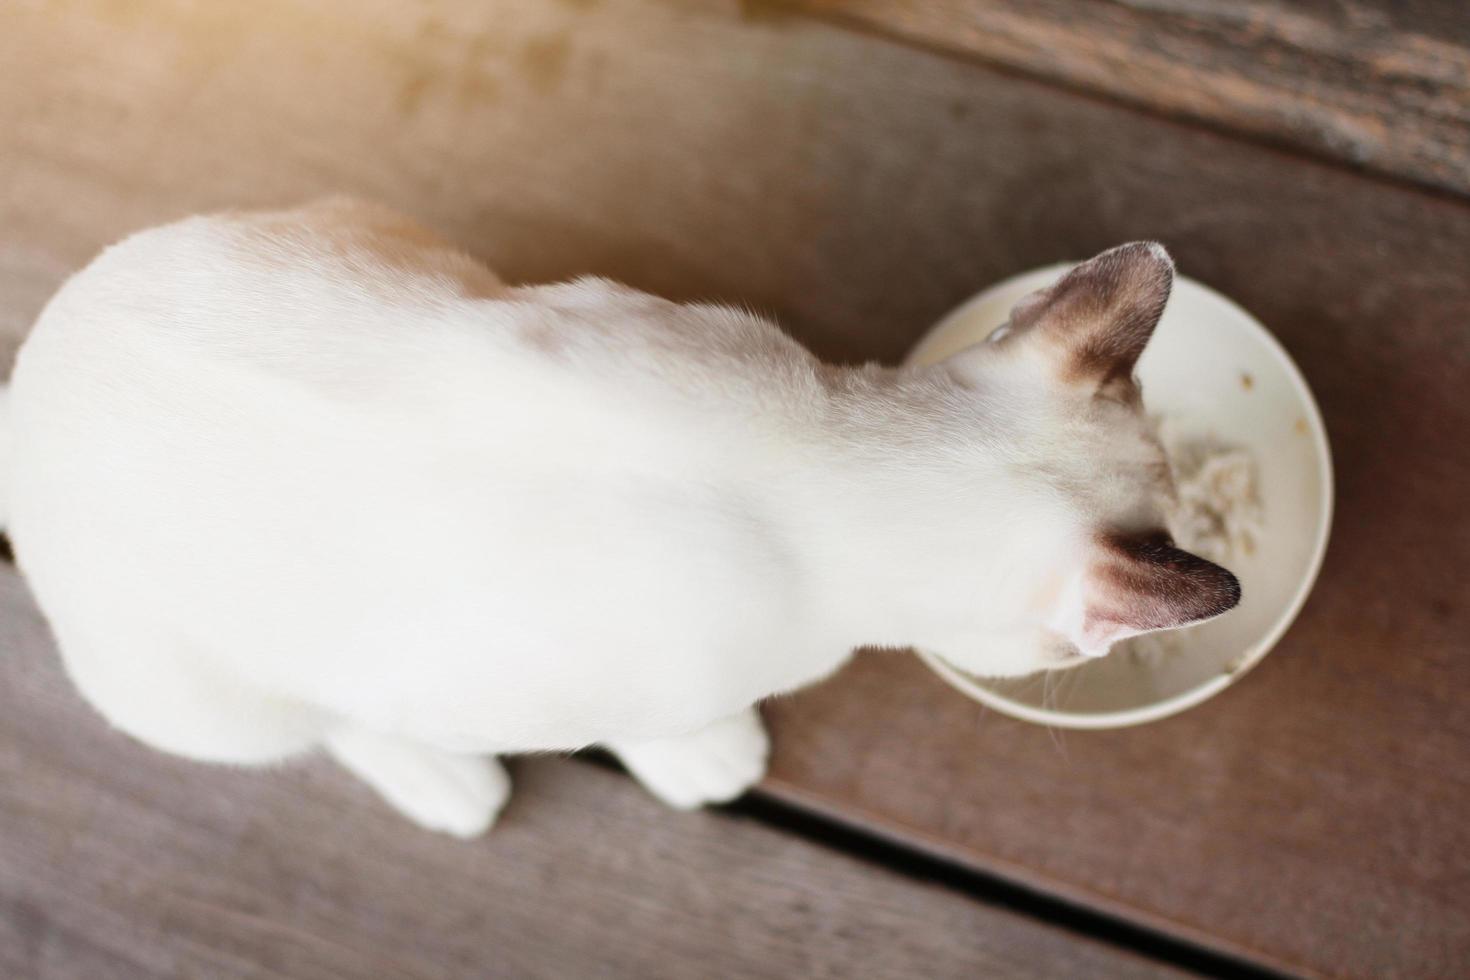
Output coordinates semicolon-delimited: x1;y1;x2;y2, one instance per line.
785;364;1069;655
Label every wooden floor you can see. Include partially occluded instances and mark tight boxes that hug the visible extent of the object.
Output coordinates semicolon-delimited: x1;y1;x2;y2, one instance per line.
2;0;1468;977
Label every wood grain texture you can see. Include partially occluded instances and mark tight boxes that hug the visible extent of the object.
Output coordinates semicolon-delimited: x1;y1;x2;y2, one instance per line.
0;568;1185;980
776;0;1470;197
1;0;1468;976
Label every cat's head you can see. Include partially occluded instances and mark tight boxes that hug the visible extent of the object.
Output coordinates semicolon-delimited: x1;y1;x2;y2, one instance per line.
931;242;1241;677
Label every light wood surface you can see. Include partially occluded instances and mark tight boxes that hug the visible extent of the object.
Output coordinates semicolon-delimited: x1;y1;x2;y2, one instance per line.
1;0;1467;976
781;0;1470;197
0;570;1186;979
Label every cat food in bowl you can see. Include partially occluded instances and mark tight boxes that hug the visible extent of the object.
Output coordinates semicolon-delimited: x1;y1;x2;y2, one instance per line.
906;264;1333;729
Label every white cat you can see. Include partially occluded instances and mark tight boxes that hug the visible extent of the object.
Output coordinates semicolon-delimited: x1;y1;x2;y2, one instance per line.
2;199;1238;836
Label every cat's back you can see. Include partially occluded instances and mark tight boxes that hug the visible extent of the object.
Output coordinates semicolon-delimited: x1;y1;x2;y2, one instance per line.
9;202;818;738
9;202;818;671
13;199;829;536
19;198;507;385
18;198;821;446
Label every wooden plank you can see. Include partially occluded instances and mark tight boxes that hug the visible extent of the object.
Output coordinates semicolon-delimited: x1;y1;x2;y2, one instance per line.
1;0;1468;975
0;571;1185;980
773;0;1470;197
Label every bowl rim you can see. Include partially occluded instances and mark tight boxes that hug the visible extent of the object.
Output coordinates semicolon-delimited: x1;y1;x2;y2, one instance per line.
907;264;1335;729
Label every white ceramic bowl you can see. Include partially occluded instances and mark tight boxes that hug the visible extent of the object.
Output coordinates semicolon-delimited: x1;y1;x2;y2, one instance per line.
906;264;1334;728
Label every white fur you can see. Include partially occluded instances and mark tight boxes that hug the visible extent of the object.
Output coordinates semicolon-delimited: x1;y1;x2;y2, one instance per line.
4;200;1174;834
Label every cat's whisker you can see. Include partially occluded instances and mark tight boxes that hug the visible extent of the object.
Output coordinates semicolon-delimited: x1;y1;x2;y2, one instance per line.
1058;665;1085;711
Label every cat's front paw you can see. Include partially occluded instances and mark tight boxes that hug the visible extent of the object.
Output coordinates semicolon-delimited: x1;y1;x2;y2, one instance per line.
610;708;769;810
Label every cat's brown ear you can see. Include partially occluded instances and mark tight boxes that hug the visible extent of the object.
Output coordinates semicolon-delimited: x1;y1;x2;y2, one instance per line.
1003;242;1174;387
1071;531;1241;656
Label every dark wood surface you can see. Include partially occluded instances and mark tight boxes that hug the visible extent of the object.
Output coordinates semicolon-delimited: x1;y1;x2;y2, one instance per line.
0;572;1187;980
777;0;1470;198
2;0;1468;976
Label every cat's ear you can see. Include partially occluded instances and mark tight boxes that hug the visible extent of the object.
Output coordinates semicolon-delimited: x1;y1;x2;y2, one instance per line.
1051;531;1241;657
1002;242;1174;388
